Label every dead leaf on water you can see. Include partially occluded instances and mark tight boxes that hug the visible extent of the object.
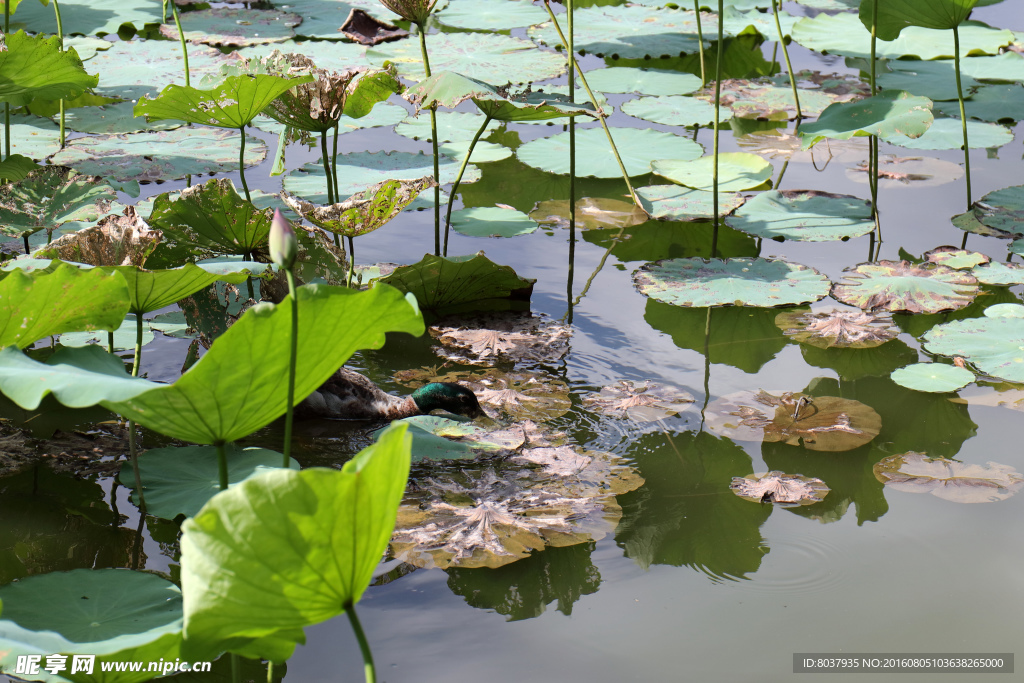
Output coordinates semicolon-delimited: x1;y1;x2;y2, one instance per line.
430;312;572;365
38;206;161;267
529;196;649;231
582;379;695;422
730;471;830;506
873;452;1024;503
775;308;898;349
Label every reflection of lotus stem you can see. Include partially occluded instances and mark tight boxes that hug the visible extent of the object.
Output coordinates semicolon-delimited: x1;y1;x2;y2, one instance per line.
541;0;643;209
442;113;492;256
953;26;972;211
345;603;376;683
700;306;711;431
771;0;800;120
711;0;723;257
416;22;442;256
570;226;625;309
347;236;355;288
694;0;705;85
282;269;298;467
53;0;66;148
320;129;335;207
171;0;190;87
868;0;881;246
238;126;251;202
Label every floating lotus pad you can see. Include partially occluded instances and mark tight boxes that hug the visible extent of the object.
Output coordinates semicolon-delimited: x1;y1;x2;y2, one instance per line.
429;312;571;365
891;363;975;393
973;262;1024;286
706;390;881;451
730;471;830;506
511;446;645;496
436;0;548;30
700;80;847;120
49;127;267;182
517;127;703;178
438;140;512;164
622;95;731;127
529;197;650;230
799;90;934;150
395;111;501;143
847;154;963;188
528;6;707;59
37;207;161;267
775;309;898;349
583;67;703;96
878;60;982;101
984;304;1024;319
8;0;165;36
634;257;830;308
393;415;528;457
582;380;695;422
449;206;538;238
5;116;59;161
873;452;1024;503
952;209;1012;238
831;261;979;314
636;186;746;221
160;8;301;46
725;190;874;242
60;100;186;135
935;83;1024;123
653;152;773;192
283;0;400;39
88;40;240;100
882;118;1014;150
923;246;989;270
923;316;1024;383
972;185;1024;236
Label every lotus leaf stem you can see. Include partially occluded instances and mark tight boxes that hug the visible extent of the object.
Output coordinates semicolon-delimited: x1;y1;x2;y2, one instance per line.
416;23;442;257
22;235;29;254
443;113;493;255
770;0;800;120
53;0;66;148
694;0;706;85
320;129;335;207
332;123;340;195
108;331;115;354
128;421;146;511
267;662;275;683
345;603;376;683
171;0;191;87
231;653;241;683
867;0;881;245
3;3;7;160
347;236;357;288
282;269;298;467
711;0;723;257
569;225;625;310
217;442;228;490
238;126;251;202
566;0;576;324
953;25;972;211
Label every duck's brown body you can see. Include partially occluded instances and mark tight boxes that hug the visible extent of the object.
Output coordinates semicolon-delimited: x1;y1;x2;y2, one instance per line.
295;368;421;420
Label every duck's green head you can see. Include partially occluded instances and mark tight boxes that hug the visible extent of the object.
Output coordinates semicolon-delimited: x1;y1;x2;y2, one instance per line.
411;382;485;418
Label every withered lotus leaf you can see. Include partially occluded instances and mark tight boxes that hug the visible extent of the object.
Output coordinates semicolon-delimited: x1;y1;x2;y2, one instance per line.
38;207;161;267
730;471;830;506
774;308;898;349
582;379;695;422
831;260;979;314
430;312;572;365
873;452;1024;503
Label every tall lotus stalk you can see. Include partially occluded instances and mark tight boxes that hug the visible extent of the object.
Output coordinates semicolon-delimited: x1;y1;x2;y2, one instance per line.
693;0;706;85
442;113;492;255
868;0;880;248
770;0;800;120
51;0;66;148
567;0;576;323
269;209;299;468
953;25;971;212
170;0;190;87
711;0;723;256
4;0;9;160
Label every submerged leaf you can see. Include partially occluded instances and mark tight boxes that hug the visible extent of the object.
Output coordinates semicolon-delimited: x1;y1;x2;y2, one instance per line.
529;197;649;231
582;380;695;422
774;308;898;349
429;312;571;365
873;451;1024;503
730;471;830;505
831;260;979;314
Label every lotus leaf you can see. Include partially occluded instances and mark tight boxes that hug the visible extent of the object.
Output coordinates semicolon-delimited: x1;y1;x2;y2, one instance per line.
376;416;477;462
891;363;975;393
971;185;1024;235
49;127;267;182
368;32;565;83
582;380;695;422
528;6;707;60
286;0;402;38
395;367;571;421
0;154;37;182
518;127;703;178
922;316;1024;383
653;152;773;191
511;446;645;496
530;197;650;230
923;246;989;269
699;80;850;120
775;309;898;349
0;166;117;243
159;8;301;47
0;31;99;107
436;0;547;30
860;0;980;41
34;207;159;268
635;186;745;221
633;257;831;308
429;312;571;365
725;190;874;242
847;154;963;188
60;100;185;135
877;60;982;101
972;262;1024;286
395;110;501;142
449;206;538;238
399;415;527;453
60;36;112;62
730;471;830;505
955;52;1024;81
475;83;602;124
706;390;882;451
340;7;408;45
179;423;411;661
951;208;1012;238
583;67;703;96
107;263;254;317
799;91;933;150
87;40;239;100
59;313;153;352
7;0;164;36
0;265;129;349
437;139;512;163
623;95;731;127
984;304;1024;319
886;117;1014;150
832;261;980;314
284;177;433;238
873;451;1024;503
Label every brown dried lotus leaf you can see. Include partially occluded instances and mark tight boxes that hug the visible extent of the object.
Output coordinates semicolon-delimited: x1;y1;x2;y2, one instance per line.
730;471;830;506
583;379;695;422
831;260;979;314
873;452;1024;503
340;8;408;46
41;207;161;267
774;308;898;349
430;312;572;365
529;196;649;231
706;390;881;452
511;445;645;497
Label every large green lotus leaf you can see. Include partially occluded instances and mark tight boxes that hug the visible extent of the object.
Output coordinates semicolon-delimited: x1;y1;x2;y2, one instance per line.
973;262;1024;286
721;5;799;38
0;154;38;183
119;445;299;520
873;451;1024;503
9;0;164;36
798;91;933;149
0;265;130;349
582;67;703;96
518;127;703;178
436;0;547;30
106;264;252;315
284;152;477;204
2;114;60;161
49;127;267;182
135;74;313;129
882;117;1013;150
956;52;1024;82
528;6;706;60
234;39;369;73
108;284;423;444
378;252;535;315
179;422;411;660
724;190;874;241
623;94;732;127
88;40;239;100
283;177;433;238
832;260;979;314
859;0;979;41
972;185;1024;235
450;206;538;238
891;363;974;393
633;257;830;308
0;166;118;241
924;316;1024;382
877;60;982;101
653;152;773;191
160;8;301;47
367;32;564;83
934;83;1024;122
395;111;501;143
0;31;98;107
792;14;1012;60
62;100;185;135
636;185;745;221
404;72;597;122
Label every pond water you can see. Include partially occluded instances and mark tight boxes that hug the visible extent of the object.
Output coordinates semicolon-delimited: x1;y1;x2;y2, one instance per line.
2;1;1024;681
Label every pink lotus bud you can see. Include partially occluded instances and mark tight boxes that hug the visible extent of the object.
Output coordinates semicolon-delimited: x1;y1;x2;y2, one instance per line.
269;208;297;269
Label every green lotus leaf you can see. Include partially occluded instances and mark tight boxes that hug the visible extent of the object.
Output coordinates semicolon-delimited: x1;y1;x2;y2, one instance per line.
0;166;117;242
159;8;301;47
108;284;423;444
9;0;164;36
633;257;831;308
0;154;37;183
725;189;874;241
49;127;267;182
877;59;982;101
282;177;434;238
59;35;113;61
859;0;979;41
449;206;538;238
636;186;745;221
972;185;1024;236
0;31;98;107
119;445;299;520
0;568;182;680
956;52;1024;81
623;94;731;127
951;208;1012;238
528;5;707;60
721;5;799;38
436;0;547;30
973;262;1024;286
891;362;975;393
104;263;253;315
519;127;703;178
653;152;773;192
873;451;1024;503
88;40;239;100
60;313;153;351
0;264;130;349
832;260;979;314
884;117;1013;150
984;303;1024;318
135;73;313;129
923;316;1024;382
367;32;565;83
438;139;512;163
891;283;1020;338
396;110;501;143
179;422;411;660
378;253;535;316
61;100;186;135
775;308;898;349
582;67;703;96
799;90;933;149
1;114;60;161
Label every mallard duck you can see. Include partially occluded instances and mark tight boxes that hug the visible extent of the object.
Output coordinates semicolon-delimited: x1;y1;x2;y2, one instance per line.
295;367;485;420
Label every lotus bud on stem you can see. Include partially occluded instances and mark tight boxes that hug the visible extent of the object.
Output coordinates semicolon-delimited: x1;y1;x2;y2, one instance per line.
270;209;299;467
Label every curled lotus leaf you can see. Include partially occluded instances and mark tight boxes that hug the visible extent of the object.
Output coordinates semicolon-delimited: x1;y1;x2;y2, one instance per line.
511;446;645;497
873;452;1024;503
529;197;649;231
35;207;161;267
283;177;434;238
798;90;934;150
429;312;572;365
0;166;118;241
831;260;979;314
730;471;830;506
923;246;989;270
159;8;302;47
922;316;1024;383
891;363;975;393
724;189;874;242
395;367;571;421
633;257;831;308
951;210;1013;239
340;8;408;46
774;308;898;349
582;380;695;422
705;390;881;451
